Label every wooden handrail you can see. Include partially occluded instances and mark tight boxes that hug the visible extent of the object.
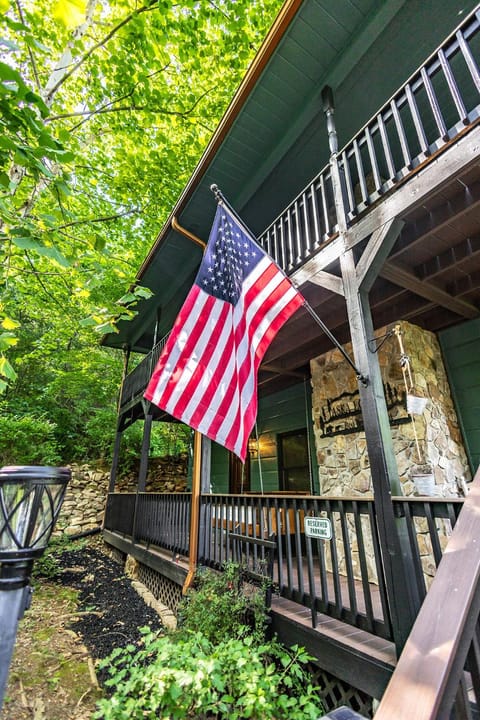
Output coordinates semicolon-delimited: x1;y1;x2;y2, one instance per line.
374;466;480;719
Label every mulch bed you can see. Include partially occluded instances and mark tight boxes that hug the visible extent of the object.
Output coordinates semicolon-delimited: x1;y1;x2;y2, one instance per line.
57;545;165;683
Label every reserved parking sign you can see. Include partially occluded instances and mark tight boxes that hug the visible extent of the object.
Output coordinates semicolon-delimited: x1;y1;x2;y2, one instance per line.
304;517;332;540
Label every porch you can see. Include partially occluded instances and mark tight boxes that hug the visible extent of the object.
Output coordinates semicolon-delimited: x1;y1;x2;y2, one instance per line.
103;488;465;703
113;5;480;436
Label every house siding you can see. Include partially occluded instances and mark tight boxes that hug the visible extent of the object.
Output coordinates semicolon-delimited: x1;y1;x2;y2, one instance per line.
439;318;480;474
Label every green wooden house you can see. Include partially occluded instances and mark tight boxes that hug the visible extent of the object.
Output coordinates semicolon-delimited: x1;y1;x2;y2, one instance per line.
102;1;480;716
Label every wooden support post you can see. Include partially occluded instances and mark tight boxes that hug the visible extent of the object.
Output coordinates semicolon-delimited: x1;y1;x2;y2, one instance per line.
132;406;153;543
138;410;153;493
325;115;420;651
117;344;131;414
183;429;202;594
197;437;211;564
108;430;122;493
341;249;420;650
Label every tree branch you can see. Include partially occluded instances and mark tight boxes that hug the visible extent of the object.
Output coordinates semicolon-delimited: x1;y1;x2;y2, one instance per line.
15;0;41;91
56;207;141;230
46;67;170;123
67;84;217;132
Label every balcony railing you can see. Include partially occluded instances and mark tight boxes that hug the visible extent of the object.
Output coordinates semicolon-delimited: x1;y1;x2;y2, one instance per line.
257;7;480;273
104;491;464;641
120;333;169;410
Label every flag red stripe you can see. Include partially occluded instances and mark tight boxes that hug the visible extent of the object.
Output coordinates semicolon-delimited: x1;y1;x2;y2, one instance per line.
169;300;230;419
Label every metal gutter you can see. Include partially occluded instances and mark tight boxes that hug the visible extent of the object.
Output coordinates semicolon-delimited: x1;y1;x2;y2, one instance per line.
136;0;305;280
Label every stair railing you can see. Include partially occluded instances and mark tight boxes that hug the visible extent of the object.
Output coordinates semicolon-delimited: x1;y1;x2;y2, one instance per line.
374;465;480;719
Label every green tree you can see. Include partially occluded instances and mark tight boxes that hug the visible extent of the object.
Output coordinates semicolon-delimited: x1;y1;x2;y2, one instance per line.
0;0;281;461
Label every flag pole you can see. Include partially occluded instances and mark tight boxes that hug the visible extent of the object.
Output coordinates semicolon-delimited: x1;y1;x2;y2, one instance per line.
209;184;367;386
183;429;202;594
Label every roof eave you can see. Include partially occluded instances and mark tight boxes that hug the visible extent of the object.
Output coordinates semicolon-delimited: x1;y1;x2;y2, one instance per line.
136;0;305;281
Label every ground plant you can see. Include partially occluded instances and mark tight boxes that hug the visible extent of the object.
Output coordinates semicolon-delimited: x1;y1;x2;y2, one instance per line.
95;630;324;720
177;562;268;645
95;564;324;719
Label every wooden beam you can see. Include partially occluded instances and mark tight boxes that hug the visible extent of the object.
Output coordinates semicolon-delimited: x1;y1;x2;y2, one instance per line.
294;267;344;295
380;262;479;319
356;218;404;292
389;178;480;261
260;364;307;379
292;234;345;283
417;234;480;281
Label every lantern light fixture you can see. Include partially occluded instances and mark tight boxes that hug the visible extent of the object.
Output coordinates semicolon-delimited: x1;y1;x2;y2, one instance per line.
0;465;71;709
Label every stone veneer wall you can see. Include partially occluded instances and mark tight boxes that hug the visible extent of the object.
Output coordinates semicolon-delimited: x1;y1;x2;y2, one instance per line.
57;455;188;536
310;320;471;498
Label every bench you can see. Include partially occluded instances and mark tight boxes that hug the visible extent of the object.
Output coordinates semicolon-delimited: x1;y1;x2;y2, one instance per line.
228;531;277;609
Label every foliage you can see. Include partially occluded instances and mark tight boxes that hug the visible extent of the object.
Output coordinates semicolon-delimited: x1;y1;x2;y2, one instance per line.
177;562;268;646
0;0;281;461
117;421;192;477
95;628;324;720
0;408;60;465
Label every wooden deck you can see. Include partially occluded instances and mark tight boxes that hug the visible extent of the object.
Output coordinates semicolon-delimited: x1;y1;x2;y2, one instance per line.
271;596;396;699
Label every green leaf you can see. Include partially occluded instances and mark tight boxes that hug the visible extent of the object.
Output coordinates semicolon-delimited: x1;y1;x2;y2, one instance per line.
0;356;17;380
11;236;42;250
79;317;97;327
94;322;119;334
37;244;71;267
0;332;18;351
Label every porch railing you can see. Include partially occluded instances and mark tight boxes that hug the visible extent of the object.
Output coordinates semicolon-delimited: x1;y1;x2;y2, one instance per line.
103;490;464;642
375;467;480;719
104;491;191;557
257;7;480;273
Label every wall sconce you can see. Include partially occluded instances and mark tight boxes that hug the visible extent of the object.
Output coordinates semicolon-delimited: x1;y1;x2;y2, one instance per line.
0;465;71;709
248;437;259;458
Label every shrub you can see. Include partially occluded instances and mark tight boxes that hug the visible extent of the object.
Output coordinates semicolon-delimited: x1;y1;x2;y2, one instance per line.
0;412;61;466
177;562;268;645
94;629;324;720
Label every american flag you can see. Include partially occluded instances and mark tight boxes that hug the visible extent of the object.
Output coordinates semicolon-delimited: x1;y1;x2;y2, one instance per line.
144;203;304;461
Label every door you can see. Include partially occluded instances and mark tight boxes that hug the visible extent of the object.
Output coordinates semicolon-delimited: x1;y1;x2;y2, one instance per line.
278;429;311;492
229;453;250;494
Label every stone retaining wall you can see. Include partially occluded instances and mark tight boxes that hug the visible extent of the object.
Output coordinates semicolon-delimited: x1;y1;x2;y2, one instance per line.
57;455;188;536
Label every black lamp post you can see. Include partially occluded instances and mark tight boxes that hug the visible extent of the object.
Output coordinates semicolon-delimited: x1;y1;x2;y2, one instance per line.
0;465;71;708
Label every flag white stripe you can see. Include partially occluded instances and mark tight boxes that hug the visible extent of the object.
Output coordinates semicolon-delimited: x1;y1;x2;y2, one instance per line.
232;283;300;456
164;299;226;416
149;290;210;407
181;307;234;425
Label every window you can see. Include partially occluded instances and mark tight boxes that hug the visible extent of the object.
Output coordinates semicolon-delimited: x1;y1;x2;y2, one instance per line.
278;429;311;492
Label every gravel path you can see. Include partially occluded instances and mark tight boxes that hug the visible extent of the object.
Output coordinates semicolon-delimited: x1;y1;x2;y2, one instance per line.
3;541;166;720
